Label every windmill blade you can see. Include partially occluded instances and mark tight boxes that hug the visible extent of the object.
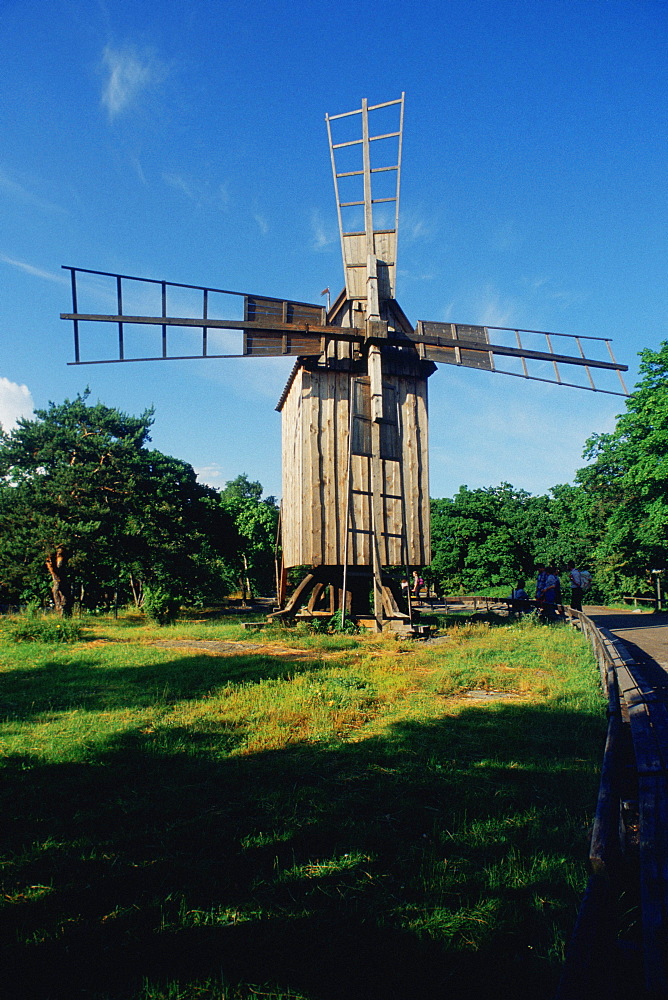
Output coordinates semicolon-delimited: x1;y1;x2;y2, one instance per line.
326;95;404;304
61;266;336;364
411;321;629;396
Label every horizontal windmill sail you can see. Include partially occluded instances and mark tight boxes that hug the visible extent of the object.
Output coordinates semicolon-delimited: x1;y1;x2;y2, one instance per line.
61;267;629;395
61;267;329;364
412;321;629;396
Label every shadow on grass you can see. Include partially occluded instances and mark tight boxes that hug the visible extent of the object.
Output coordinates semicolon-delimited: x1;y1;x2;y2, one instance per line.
420;610;557;630
0;694;611;1000
0;653;324;720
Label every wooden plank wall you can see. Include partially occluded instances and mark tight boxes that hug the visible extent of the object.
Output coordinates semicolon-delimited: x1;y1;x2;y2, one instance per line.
280;367;304;567
280;366;430;568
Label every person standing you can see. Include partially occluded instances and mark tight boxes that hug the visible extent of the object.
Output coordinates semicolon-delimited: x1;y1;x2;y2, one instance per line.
510;580;530;613
540;566;560;620
567;561;583;612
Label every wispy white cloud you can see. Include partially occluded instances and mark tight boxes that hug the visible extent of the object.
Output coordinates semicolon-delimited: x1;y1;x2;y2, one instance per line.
163;171;195;200
100;44;165;119
520;274;584;312
0;254;68;284
428;368;620;498
194;463;228;490
310;208;336;251
400;206;434;246
439;287;517;328
0;378;33;433
397;267;436;284
163;172;230;210
0;167;66;214
489;218;522;252
474;285;517;328
130;155;148;186
254;212;269;235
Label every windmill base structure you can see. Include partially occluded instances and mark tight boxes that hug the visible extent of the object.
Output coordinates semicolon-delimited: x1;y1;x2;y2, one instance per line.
272;288;434;630
61;95;628;633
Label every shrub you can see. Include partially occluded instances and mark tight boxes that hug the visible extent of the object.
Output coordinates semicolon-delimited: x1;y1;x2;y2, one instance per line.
3;612;84;643
327;609;360;634
143;585;180;626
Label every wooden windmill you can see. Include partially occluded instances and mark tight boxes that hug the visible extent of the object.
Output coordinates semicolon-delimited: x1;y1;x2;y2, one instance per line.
61;94;628;632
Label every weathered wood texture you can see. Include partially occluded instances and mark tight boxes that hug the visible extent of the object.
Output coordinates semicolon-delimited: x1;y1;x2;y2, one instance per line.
558;612;668;998
279;365;430;568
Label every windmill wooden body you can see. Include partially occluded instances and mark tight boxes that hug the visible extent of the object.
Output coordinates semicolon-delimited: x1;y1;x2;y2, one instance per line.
61;95;628;631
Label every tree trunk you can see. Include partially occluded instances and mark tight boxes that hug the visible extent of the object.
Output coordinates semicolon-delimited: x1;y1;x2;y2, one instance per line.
45;546;74;616
242;552;252;605
129;572;143;608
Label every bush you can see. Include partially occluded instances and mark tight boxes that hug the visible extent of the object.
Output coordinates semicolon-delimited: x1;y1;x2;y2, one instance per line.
3;612;84;643
327;609;360;634
143;585;180;626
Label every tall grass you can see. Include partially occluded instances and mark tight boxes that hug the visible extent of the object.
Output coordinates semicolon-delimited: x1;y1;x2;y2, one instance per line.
0;613;604;999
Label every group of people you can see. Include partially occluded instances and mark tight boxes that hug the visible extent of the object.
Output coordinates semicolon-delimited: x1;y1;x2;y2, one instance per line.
510;561;591;617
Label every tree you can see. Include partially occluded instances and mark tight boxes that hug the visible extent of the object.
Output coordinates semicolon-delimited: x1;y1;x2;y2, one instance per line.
219;474;278;599
426;344;668;603
577;341;668;596
539;483;601;574
220;473;267;503
0;392;236;613
430;484;546;594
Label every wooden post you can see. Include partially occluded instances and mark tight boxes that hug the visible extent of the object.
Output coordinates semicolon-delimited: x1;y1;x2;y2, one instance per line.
370;412;384;632
341;375;355;630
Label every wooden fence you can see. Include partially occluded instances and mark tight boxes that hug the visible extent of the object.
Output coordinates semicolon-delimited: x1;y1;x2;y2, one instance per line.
556;607;668;999
623;594;664;611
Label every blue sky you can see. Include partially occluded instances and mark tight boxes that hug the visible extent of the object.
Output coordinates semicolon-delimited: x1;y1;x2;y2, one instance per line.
1;0;666;501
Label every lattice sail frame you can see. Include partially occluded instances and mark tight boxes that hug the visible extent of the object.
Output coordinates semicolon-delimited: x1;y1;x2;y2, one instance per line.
413;321;629;395
62;267;327;364
326;95;404;303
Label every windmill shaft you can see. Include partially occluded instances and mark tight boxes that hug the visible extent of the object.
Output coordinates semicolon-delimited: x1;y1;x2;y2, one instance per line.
61;311;628;373
61;312;345;338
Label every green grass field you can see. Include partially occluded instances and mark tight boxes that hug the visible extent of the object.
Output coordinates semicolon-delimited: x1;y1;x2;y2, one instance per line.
0;611;605;999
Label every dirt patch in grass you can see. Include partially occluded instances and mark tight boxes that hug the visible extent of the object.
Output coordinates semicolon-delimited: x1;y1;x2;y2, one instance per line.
464;689;525;700
146;638;326;660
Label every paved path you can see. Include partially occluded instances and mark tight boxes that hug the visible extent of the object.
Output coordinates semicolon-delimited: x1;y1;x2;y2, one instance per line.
585;606;668;677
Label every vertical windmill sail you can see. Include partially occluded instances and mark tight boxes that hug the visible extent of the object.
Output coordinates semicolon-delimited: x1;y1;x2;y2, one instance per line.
326;94;404;307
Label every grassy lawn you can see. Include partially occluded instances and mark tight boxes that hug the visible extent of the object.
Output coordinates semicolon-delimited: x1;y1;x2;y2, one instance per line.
0;611;605;999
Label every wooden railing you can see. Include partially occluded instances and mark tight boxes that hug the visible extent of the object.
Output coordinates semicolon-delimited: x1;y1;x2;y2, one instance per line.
556;607;668;999
623;594;664;611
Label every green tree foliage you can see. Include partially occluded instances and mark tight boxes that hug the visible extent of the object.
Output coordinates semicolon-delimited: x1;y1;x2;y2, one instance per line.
0;393;236;613
577;341;668;596
429;481;604;598
219;474;278;599
430;484;548;593
428;343;668;603
526;482;607;601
